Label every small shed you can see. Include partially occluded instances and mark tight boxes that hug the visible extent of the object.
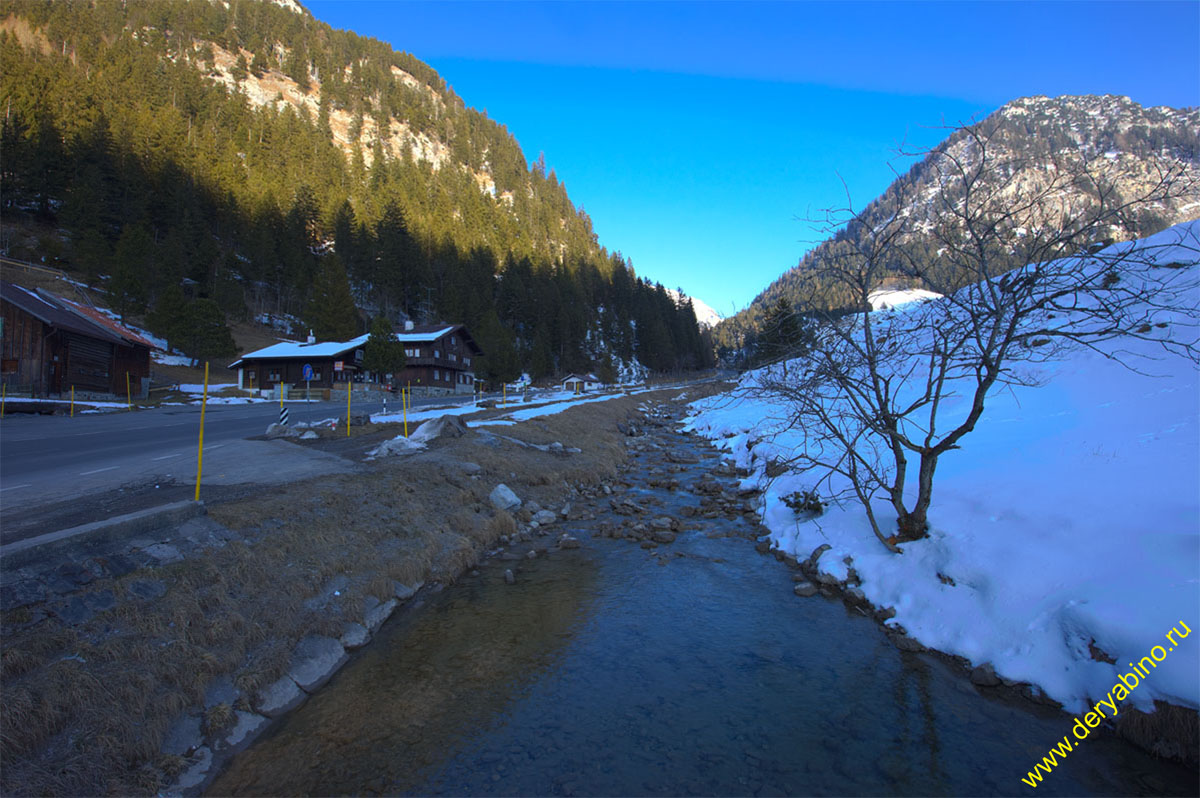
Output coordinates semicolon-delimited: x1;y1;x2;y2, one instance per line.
561;373;602;393
1;282;154;397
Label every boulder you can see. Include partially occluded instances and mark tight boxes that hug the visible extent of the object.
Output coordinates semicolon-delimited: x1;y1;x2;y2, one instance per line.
650;516;674;531
393;581;423;601
532;510;558;526
411;414;469;443
363;596;398;633
843;587;869;608
221;711;269;754
970;663;1002;687
651;529;676;544
793;582;818;597
370;436;425;457
754;540;772;554
288;635;348;693
490;484;521;511
559;535;581;549
340;622;369;650
255;676;304;718
349;412;370;427
265;423;300;439
813;571;841;587
504;569;515;584
299;430;319;440
460;462;482;475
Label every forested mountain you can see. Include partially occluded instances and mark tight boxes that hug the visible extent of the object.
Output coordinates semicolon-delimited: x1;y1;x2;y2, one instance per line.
0;0;712;377
716;95;1200;355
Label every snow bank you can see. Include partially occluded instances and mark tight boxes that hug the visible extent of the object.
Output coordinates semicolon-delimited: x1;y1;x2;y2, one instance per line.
685;221;1200;714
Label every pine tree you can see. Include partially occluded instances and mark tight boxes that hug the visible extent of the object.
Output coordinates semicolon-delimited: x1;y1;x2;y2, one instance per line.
306;255;359;341
362;315;406;378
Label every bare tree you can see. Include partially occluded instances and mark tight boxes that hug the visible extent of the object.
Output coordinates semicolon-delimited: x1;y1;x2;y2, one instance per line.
753;118;1199;552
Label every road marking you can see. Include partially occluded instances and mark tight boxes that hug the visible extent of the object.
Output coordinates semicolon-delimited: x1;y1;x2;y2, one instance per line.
79;466;119;475
152;453;180;461
207;444;223;450
0;483;32;492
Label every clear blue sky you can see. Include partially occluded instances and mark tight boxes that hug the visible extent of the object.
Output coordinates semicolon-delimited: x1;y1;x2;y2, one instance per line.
305;0;1200;317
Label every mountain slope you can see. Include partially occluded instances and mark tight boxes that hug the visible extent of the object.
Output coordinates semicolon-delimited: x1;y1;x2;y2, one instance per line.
0;0;712;375
716;95;1200;352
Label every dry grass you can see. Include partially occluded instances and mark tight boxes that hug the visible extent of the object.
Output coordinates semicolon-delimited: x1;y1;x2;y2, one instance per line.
1114;700;1199;767
0;385;714;795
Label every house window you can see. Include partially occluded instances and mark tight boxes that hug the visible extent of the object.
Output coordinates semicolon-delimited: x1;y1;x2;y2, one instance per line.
450;336;457;347
463;357;471;367
405;348;418;357
268;370;281;381
434;350;441;359
434;369;440;380
449;353;457;362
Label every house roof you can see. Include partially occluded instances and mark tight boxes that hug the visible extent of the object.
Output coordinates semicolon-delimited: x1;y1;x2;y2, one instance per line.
562;373;600;383
229;322;482;368
229;334;371;367
0;282;152;348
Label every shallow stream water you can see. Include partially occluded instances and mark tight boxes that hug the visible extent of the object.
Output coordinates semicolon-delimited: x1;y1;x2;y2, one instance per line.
210;403;1197;796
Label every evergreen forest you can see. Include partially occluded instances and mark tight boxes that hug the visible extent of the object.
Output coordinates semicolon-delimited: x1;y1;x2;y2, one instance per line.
0;0;713;378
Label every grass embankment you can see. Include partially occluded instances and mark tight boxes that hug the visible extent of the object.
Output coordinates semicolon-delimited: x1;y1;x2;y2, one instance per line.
0;385;721;795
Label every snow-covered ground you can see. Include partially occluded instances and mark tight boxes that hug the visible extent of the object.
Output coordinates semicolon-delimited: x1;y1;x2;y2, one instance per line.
685;222;1200;715
867;286;943;311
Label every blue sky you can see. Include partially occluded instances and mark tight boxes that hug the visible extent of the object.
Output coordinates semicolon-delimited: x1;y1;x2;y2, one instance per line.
305;0;1200;316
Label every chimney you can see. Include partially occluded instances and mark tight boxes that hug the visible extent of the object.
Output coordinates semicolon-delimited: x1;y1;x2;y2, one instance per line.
307;329;316;343
404;320;415;331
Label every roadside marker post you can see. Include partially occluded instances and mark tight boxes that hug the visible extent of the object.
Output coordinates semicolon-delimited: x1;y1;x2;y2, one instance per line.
279;405;289;426
126;371;131;410
503;384;507;407
71;385;75;418
402;387;409;438
1;382;5;418
346;383;352;437
194;362;209;502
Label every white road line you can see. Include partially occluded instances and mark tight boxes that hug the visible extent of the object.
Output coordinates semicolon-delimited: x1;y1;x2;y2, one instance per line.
207;444;223;450
152;453;180;461
79;466;119;475
0;483;32;492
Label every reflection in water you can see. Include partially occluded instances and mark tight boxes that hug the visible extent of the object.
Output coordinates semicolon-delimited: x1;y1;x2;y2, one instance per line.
212;427;1198;797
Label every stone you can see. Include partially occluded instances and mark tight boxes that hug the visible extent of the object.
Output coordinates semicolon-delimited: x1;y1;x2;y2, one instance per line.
843;587;869;607
204;676;239;709
50;597;93;625
83;589;116;613
340;622;369;650
559;503;571;517
411;414;469;442
490;484;521;511
876;607;897;622
299;430;319;440
171;745;213;794
650;516;674;530
548;441;565;455
0;579;47;610
393;581;423;601
526;550;538;559
813;571;841;587
162;712;203;756
461;462;482;475
504;569;515;585
754;540;772;554
363;596;398;633
221;711;269;754
793;582;818;597
526;500;543;514
143;543;183;564
892;634;926;653
532;510;557;526
970;663;1002;687
255;676;305;718
559;536;581;549
127;579;167;601
651;529;676;544
288;635;348;693
265;422;300;438
349;412;370;427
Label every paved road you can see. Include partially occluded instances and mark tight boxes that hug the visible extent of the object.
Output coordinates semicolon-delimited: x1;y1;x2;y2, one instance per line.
0;392;474;513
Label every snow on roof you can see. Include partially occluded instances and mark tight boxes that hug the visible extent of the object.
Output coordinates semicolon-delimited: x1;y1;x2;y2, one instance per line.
58;297;160;349
231;334;370;366
395;325;454;343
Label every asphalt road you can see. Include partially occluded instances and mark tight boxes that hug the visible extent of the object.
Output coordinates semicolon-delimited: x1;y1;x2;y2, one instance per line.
0;392;474;514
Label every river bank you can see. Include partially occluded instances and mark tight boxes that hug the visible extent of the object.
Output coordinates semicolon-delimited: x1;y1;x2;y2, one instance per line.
209;397;1197;796
0;386;717;796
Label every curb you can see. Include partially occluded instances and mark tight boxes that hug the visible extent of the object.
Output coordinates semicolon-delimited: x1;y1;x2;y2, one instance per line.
0;500;206;569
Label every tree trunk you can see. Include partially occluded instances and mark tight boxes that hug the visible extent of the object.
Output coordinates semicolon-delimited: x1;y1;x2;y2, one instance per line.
897;451;938;541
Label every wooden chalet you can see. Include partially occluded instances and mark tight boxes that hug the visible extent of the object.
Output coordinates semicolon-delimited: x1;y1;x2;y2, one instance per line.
0;281;154;398
229;322;482;396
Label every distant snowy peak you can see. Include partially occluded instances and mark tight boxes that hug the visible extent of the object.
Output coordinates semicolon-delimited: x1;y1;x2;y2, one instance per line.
665;288;724;329
867;287;943;311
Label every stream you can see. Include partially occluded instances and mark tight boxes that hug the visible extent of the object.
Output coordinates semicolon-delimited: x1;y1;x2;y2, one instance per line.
210;400;1196;796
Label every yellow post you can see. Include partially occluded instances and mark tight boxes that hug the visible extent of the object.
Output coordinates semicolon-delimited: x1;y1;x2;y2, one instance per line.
346;381;352;437
1;382;5;418
402;387;409;438
503;384;507;407
126;371;131;410
194;362;209;502
71;385;75;418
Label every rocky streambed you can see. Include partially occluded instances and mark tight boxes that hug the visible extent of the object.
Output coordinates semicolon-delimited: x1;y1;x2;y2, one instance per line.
208;398;1197;797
